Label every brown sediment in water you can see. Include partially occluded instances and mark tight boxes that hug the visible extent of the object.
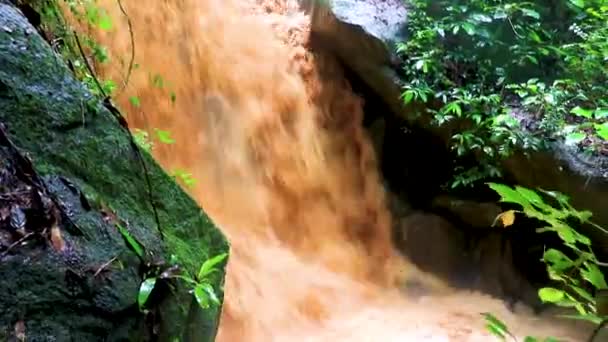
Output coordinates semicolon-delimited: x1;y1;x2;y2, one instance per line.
66;0;586;340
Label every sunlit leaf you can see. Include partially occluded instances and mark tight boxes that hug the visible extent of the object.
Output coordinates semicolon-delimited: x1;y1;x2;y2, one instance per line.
138;278;157;310
487;183;529;207
515;186;548;210
98;13;113;30
539;287;566;303
565;132;586;145
197;253;228;280
543;249;574;271
595;123;608;140
200;283;220;306
402;90;415;104
129;96;141;108
521;8;541;19
581;262;608;289
568;284;594;303
570;106;593;118
194;284;210;309
481;313;509;338
595;108;608;119
569;0;585;8
155;129;175;144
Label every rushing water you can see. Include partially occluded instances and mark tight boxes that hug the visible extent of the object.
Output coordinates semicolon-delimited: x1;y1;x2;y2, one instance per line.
70;0;586;340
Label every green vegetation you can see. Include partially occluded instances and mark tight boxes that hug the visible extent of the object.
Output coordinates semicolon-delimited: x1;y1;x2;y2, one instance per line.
23;0;213;328
137;252;228;312
485;183;608;340
398;0;608;337
398;0;608;187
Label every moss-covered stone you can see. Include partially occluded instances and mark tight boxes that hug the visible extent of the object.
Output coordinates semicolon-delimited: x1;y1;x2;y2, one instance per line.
0;3;228;341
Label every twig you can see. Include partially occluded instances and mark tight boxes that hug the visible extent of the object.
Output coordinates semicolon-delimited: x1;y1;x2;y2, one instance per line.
116;0;135;93
93;256;118;277
507;16;524;39
0;232;36;259
72;31;106;98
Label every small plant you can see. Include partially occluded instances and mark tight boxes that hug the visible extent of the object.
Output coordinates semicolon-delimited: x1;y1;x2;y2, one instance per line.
483;312;560;341
137;253;228;311
171;169;197;189
484;182;608;340
132;128;153;152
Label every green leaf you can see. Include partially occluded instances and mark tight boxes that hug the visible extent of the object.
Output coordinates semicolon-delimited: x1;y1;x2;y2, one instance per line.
521;8;541;19
487;183;530;207
172;169;197;188
194;284;210;309
138;278;157;310
116;224;145;258
565;132;586;145
523;337;539;342
539;287;566;303
470;13;493;23
481;312;509;338
199;283;220;306
595;123;608;140
570;106;594;119
555;225;578;244
152;74;164;88
461;22;476;35
581;262;608;289
514;186;548;209
197;253;228;280
594;108;608;119
129;96;141;108
569;0;585;8
98;13;113;30
568;284;594;303
402;90;415;104
155;129;175;144
558;313;602;324
543;248;574;271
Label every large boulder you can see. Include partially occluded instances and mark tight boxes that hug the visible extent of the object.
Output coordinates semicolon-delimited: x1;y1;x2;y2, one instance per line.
394;210;541;310
0;2;228;341
299;0;409;128
299;0;608;238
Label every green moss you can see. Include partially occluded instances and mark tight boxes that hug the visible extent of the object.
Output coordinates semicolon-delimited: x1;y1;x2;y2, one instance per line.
0;3;228;341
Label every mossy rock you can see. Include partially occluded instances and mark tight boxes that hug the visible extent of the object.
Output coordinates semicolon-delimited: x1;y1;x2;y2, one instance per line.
0;2;228;341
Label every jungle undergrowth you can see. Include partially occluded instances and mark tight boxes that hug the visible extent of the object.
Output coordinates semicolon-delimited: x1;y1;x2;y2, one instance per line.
398;0;608;188
485;183;608;341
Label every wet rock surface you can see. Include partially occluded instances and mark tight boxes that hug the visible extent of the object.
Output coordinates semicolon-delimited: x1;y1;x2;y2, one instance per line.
0;3;228;341
394;209;542;310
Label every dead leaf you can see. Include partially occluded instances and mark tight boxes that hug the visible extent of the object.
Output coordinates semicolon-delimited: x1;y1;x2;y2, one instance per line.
495;210;516;227
14;320;25;342
50;224;65;252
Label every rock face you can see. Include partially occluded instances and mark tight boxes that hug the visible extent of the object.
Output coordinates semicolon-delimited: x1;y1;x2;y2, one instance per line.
393;206;541;310
299;0;408;127
300;0;608;240
0;3;228;341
